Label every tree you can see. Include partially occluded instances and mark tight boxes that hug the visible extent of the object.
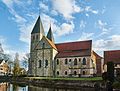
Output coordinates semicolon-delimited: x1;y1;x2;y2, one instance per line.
13;53;20;76
22;53;30;70
107;61;114;82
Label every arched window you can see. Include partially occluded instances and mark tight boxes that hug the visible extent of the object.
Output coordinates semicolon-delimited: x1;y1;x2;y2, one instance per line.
36;35;38;40
57;59;59;65
82;58;86;65
74;58;77;65
33;36;35;40
65;59;68;65
65;71;67;75
39;60;41;68
57;71;59;75
45;60;48;67
74;71;77;75
83;71;86;75
69;59;71;62
79;58;81;62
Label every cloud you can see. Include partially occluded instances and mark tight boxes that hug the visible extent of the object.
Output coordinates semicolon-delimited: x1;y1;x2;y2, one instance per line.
39;2;49;12
52;0;81;20
85;6;98;14
78;32;94;41
57;22;75;36
93;35;120;56
96;20;112;35
80;20;86;29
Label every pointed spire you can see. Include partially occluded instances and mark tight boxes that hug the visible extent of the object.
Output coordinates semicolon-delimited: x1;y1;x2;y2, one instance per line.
47;24;54;42
31;16;45;35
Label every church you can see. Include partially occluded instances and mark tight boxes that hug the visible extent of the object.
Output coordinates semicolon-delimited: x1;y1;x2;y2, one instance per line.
28;16;103;77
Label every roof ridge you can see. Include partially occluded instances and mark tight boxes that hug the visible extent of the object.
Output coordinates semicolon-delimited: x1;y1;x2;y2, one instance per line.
55;40;92;45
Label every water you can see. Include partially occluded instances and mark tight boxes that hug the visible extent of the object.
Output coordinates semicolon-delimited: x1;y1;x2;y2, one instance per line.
0;82;99;91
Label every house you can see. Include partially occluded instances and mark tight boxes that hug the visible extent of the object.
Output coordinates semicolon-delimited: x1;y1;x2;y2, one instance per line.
28;16;102;77
0;59;9;76
104;50;120;76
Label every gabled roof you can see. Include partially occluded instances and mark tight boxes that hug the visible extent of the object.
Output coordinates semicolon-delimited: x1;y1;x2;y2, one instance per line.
55;40;92;58
104;50;120;64
45;37;57;50
93;51;102;60
47;26;54;42
31;16;45;35
35;36;57;50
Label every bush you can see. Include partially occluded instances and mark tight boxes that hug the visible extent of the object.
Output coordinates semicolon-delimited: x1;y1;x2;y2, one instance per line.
107;62;114;82
102;72;107;81
112;82;120;89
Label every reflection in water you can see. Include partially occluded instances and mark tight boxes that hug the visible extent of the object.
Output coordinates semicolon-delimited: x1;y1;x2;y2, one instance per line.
0;82;98;91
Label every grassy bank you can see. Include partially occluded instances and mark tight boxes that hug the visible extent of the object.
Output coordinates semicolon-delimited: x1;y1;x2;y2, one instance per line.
25;77;102;81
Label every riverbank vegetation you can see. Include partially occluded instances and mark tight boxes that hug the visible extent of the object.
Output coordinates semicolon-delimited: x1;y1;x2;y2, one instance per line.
25;77;102;81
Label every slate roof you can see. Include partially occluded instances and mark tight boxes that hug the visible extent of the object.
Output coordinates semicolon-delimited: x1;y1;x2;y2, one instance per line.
55;40;92;58
31;16;45;35
104;50;120;64
47;26;54;42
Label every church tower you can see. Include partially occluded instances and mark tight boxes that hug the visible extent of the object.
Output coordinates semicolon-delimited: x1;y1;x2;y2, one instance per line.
47;25;54;42
29;16;45;76
31;16;45;51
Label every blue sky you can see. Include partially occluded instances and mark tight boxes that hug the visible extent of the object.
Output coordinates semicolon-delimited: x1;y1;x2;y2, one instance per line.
0;0;120;59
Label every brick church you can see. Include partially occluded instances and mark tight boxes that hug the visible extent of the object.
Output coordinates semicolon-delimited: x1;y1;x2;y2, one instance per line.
28;16;103;77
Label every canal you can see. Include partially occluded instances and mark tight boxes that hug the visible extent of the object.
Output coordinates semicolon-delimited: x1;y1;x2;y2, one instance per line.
0;82;103;91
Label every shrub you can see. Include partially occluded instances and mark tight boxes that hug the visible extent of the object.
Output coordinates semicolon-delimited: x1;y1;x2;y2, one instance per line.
112;82;120;89
107;62;114;82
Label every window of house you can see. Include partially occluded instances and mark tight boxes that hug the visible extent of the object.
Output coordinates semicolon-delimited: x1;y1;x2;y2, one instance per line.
82;58;86;65
57;71;59;75
33;36;35;40
79;58;81;62
74;58;77;65
65;59;68;65
57;59;59;65
74;71;77;75
36;35;38;40
65;71;67;75
45;60;48;67
69;59;71;62
83;71;86;75
39;60;41;68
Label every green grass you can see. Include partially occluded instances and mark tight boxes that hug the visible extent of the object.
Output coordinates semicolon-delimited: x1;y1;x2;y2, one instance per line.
25;77;102;81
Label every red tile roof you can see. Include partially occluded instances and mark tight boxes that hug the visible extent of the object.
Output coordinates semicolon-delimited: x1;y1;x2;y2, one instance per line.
55;40;92;58
104;50;120;64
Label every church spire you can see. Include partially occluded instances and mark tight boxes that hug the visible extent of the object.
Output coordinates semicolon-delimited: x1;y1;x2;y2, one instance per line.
47;24;54;42
31;16;45;35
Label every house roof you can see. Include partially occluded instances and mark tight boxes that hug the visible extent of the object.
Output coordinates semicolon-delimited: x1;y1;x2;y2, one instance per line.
45;36;57;50
93;51;102;60
55;40;92;58
104;50;120;64
35;36;57;50
0;60;3;64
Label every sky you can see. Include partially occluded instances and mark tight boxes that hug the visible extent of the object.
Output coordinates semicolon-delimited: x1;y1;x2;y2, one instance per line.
0;0;120;60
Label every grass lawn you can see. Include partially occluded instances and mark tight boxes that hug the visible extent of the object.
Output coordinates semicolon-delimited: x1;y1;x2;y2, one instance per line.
25;77;102;81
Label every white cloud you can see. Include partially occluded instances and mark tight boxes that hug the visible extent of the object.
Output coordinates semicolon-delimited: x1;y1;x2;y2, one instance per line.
78;32;94;41
52;0;81;20
93;35;120;56
85;6;98;14
80;20;86;29
57;22;74;36
41;13;75;36
39;2;49;12
96;20;112;35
